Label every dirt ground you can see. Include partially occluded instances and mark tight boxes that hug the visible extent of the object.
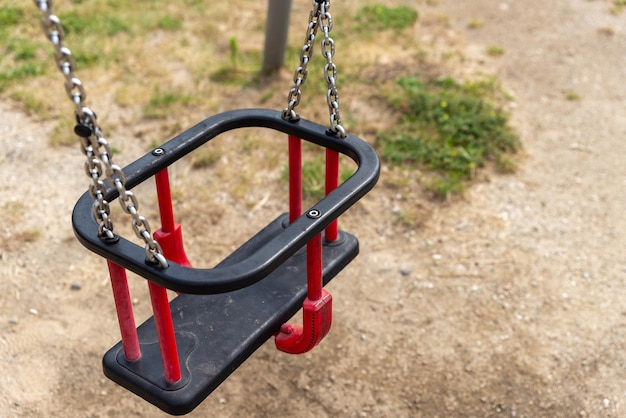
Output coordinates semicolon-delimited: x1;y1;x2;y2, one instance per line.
1;0;626;417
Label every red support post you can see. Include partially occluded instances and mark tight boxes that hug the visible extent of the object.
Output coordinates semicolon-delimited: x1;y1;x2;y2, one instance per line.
150;168;186;384
148;282;182;384
306;233;323;301
288;135;302;224
275;136;336;354
155;169;176;233
325;149;339;242
107;261;141;361
154;168;191;267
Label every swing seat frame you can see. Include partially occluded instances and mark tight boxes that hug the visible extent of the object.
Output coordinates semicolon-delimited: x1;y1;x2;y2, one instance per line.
73;109;380;294
71;109;380;415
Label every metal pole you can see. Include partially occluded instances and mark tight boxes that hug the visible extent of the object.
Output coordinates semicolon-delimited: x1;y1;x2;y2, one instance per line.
262;0;292;73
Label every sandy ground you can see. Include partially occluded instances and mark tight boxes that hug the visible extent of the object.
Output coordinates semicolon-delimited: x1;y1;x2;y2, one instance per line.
1;0;625;417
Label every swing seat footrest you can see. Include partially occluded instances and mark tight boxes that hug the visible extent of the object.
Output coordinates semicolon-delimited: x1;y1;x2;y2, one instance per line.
102;214;358;415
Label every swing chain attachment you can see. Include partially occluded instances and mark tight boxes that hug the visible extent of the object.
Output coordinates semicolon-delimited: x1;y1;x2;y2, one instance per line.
282;0;345;138
34;0;168;269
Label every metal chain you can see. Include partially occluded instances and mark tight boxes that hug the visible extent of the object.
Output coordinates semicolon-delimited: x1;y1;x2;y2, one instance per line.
318;1;345;137
283;0;346;138
282;1;321;121
34;0;168;268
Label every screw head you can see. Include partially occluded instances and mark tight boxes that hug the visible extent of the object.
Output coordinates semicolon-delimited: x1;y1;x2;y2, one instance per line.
152;148;165;156
307;209;321;219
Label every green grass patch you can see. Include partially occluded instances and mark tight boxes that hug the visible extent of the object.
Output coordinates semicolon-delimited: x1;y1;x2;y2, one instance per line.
51;10;131;67
0;6;23;29
613;0;626;13
49;118;78;146
0;6;24;43
468;19;484;29
9;89;47;115
564;90;581;101
156;16;183;31
377;76;521;199
486;46;505;56
6;38;38;61
59;11;132;36
143;88;193;119
211;49;262;86
356;5;418;31
0;62;46;92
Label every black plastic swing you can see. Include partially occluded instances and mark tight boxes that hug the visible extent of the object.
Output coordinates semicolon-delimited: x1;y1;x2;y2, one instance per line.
72;109;379;415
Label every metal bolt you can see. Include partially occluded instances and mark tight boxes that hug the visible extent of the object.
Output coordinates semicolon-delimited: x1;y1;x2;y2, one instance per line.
307;209;321;219
152;148;165;156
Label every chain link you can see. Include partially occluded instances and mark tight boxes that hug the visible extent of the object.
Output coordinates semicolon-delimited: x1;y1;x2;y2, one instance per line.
34;0;168;268
282;2;320;121
283;0;346;138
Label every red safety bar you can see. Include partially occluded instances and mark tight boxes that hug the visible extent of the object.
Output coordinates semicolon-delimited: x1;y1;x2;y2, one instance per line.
274;135;337;354
147;281;181;383
107;261;141;361
325;149;339;242
107;168;191;384
149;168;194;384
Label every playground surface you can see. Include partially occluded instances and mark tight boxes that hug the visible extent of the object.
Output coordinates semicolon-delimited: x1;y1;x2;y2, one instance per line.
1;0;625;416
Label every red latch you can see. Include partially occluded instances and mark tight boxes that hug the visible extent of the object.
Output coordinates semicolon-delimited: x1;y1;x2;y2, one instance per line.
275;290;332;354
153;223;192;267
275;233;332;354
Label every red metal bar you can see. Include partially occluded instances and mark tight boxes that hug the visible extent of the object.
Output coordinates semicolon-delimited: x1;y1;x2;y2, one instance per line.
325;149;339;241
148;282;181;383
307;233;323;300
275;137;338;354
288;135;302;224
151;168;184;383
155;168;176;233
107;261;141;361
154;168;191;267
